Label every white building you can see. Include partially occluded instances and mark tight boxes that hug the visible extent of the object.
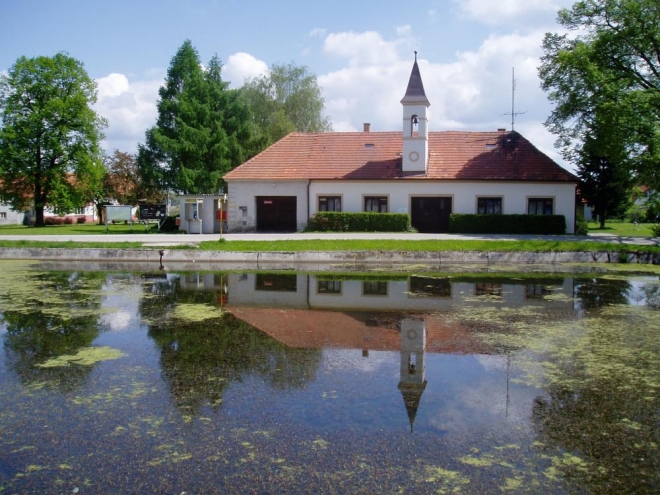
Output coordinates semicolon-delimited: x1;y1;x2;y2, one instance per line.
224;54;578;234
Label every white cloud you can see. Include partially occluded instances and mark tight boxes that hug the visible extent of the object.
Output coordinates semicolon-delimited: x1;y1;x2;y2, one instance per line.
395;25;411;37
308;27;328;39
90;26;571;171
453;0;574;26
223;52;268;88
323;30;412;67
318;28;571;170
94;72;162;153
92;53;269;154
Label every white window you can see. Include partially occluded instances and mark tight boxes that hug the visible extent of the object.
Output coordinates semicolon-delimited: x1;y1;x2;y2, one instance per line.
364;196;388;213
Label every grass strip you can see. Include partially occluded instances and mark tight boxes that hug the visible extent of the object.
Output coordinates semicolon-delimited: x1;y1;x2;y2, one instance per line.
1;238;658;254
0;240;145;249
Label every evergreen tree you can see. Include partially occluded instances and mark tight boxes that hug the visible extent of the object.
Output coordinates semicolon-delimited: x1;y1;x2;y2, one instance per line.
578;130;633;228
138;40;252;195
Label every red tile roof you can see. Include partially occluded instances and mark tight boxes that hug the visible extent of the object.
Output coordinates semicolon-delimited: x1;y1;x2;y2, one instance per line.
224;130;577;182
226;307;493;354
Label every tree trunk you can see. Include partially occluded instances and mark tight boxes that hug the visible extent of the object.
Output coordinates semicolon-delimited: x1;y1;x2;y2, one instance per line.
34;206;45;227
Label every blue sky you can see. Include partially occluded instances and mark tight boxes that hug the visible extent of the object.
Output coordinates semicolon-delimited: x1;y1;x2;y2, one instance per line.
1;0;575;170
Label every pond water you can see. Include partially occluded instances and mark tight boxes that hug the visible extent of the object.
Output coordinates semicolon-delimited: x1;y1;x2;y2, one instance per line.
0;260;658;494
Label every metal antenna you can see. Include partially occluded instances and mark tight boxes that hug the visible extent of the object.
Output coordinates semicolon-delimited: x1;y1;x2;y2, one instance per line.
502;67;526;131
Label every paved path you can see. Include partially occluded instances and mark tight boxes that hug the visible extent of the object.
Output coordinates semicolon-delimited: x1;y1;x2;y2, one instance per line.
0;232;658;245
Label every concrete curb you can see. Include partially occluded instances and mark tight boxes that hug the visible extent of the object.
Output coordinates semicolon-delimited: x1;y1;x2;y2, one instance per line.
1;247;659;269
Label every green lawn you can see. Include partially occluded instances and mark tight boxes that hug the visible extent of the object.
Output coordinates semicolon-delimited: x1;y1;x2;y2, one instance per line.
588;220;657;237
0;237;658;253
1;222;658;254
200;239;660;254
0;223;161;235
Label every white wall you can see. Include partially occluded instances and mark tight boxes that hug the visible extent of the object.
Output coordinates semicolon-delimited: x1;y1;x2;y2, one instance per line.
309;180;577;233
227;179;577;233
227;180;309;232
0;203;27;225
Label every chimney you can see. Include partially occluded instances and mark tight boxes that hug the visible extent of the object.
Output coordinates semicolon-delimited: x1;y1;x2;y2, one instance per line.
497;128;507;132
363;123;371;132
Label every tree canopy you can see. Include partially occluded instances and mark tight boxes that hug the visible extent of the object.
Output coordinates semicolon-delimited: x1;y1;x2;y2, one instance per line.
577;130;634;227
539;0;660;189
0;53;106;226
242;62;332;149
137;40;253;195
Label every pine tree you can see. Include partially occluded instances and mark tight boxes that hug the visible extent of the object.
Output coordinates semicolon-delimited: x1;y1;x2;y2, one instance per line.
138;41;252;195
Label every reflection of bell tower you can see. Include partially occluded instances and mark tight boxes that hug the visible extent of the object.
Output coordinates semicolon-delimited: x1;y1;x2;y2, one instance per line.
398;318;427;432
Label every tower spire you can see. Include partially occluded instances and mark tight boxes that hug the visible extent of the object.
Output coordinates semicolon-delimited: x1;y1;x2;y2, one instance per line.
401;52;430;173
401;52;429;105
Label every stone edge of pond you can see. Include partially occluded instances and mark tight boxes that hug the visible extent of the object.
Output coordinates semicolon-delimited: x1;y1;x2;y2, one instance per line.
1;247;659;266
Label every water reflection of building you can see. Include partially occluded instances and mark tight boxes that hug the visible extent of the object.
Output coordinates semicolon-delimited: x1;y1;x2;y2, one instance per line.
398;318;427;432
179;271;576;431
222;273;575;312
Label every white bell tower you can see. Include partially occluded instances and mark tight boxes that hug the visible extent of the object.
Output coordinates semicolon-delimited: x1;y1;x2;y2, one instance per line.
401;52;430;173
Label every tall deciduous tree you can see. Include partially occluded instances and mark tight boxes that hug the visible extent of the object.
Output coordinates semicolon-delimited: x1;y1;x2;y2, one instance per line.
242;62;332;149
539;0;660;189
0;53;106;226
137;40;252;195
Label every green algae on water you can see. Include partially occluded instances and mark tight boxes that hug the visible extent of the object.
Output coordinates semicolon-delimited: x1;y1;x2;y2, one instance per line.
171;303;222;322
36;346;126;368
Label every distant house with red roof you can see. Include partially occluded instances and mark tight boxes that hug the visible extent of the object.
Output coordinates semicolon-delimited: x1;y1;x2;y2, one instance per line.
224;54;578;234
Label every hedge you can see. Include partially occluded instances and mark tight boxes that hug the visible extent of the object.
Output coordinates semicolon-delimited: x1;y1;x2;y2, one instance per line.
307;212;411;232
449;214;566;234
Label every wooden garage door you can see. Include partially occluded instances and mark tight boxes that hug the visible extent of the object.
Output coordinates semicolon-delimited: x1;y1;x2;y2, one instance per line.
256;196;297;232
411;197;452;233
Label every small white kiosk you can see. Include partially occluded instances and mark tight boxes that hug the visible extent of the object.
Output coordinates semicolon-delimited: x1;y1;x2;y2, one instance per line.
178;194;227;234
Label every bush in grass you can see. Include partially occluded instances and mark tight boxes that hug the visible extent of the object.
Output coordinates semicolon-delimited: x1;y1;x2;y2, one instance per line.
306;212;411;232
64;216;74;224
651;224;660;237
574;216;589;235
449;214;566;234
76;216;86;224
45;216;65;225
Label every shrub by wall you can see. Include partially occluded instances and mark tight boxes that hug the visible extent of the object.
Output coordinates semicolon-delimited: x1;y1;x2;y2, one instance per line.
45;216;65;225
574;216;588;235
307;212;411;232
449;214;566;234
